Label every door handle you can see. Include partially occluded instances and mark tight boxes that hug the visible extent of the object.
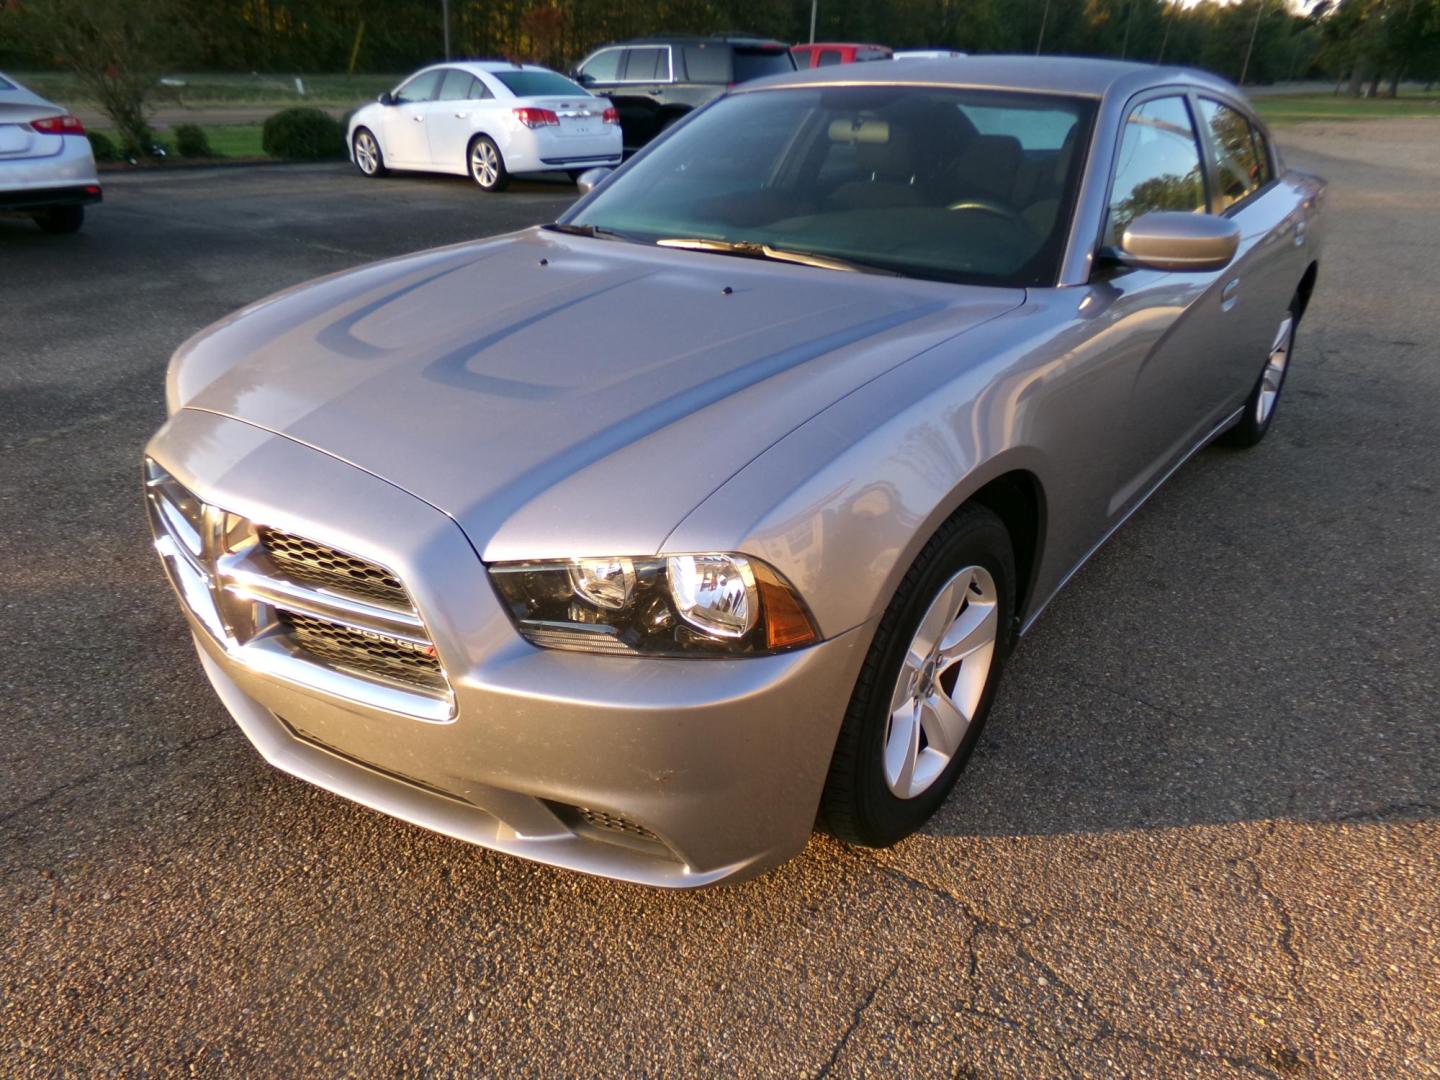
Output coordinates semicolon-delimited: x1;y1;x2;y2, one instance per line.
453;112;469;119
1221;278;1240;312
412;114;424;122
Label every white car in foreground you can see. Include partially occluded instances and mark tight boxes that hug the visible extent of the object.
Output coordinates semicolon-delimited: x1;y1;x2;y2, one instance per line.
347;62;622;192
0;71;101;233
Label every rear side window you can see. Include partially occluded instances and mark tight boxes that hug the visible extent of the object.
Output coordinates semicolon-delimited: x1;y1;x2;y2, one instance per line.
1199;98;1268;208
0;75;14;90
683;45;730;83
622;47;670;82
468;77;493;100
436;69;475;101
492;70;587;97
579;49;622;83
732;48;795;83
394;70;442;104
816;50;844;67
1106;95;1207;245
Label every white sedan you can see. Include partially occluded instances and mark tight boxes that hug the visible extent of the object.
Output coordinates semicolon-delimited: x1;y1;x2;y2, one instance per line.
347;62;622;192
0;71;101;233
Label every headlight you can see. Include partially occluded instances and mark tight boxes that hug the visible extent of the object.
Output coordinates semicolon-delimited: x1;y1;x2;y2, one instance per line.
489;552;819;657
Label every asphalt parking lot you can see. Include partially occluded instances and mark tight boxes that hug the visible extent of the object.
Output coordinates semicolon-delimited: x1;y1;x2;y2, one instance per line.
3;132;1438;1077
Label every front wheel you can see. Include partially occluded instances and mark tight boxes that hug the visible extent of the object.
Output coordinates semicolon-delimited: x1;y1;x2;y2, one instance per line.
468;135;509;192
819;504;1015;847
1222;306;1296;448
352;128;387;177
34;205;84;234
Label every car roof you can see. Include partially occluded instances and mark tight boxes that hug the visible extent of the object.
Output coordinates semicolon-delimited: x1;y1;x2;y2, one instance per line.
793;43;889;50
743;54;1240;102
605;34;790;49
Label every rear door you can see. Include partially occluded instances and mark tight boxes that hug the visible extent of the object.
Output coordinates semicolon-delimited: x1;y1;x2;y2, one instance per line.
615;45;673;145
382;69;442;167
424;69;487;174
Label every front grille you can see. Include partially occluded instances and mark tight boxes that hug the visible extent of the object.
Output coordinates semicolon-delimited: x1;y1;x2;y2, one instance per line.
146;460;453;718
259;527;408;607
576;807;660;842
277;610;444;688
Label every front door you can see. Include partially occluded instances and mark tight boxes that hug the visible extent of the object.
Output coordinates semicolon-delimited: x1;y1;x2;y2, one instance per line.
383;69;443;167
1102;93;1236;518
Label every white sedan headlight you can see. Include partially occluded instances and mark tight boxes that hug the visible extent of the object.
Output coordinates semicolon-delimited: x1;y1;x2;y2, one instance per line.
489;553;817;656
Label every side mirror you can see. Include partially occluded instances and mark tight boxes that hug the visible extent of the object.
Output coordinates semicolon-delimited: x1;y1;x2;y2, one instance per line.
377;90;394;106
1111;211;1240;272
575;167;612;195
574;71;595;86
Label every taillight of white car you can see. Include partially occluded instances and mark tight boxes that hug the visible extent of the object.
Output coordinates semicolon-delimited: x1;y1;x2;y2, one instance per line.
30;113;86;135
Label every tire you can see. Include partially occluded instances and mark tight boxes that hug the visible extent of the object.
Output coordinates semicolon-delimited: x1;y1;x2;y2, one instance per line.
819;504;1016;847
468;135;509;192
352;128;388;177
1221;302;1297;449
33;205;84;234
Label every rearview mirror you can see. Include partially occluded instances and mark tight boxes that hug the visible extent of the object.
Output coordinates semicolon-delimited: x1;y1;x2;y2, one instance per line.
377;90;394;106
575;167;612;195
1112;212;1240;273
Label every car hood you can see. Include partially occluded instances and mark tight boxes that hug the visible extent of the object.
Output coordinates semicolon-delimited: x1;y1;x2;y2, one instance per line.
178;228;1022;559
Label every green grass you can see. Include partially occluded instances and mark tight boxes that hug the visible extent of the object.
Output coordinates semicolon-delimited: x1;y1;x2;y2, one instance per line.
1253;93;1440;126
95;124;268;160
14;71;399;108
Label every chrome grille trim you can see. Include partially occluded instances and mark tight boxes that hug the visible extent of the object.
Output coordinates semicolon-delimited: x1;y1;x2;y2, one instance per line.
145;460;455;722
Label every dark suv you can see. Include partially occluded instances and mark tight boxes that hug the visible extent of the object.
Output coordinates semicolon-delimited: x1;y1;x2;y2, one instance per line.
571;34;795;150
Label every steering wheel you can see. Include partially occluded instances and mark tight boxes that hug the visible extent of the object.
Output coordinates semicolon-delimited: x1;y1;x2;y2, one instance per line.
946;198;1024;225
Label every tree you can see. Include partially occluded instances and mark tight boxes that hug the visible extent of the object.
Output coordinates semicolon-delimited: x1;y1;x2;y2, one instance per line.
8;0;191;156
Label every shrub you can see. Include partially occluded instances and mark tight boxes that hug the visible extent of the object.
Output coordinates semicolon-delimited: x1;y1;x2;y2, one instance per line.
86;131;119;162
173;123;213;159
261;107;345;161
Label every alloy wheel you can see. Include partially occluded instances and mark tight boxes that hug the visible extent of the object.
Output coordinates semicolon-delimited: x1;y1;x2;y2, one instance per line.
883;565;999;799
1256;313;1294;425
354;131;379;175
471;140;500;188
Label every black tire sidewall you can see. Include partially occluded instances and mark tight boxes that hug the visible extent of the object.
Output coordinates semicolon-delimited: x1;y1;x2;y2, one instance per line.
34;205;83;234
826;508;1016;847
1223;304;1297;448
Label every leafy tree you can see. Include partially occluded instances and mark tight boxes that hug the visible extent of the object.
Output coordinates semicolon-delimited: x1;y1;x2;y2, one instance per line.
6;0;191;156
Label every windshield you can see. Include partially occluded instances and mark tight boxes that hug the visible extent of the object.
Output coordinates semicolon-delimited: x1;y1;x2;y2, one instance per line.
563;86;1094;287
493;69;589;97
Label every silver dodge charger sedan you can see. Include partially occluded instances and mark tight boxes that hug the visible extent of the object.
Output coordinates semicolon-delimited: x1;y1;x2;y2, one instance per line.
144;57;1324;887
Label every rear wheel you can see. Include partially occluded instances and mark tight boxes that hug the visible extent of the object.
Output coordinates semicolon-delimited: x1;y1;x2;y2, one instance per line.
352;128;387;177
468;135;509;192
1222;304;1296;448
819;505;1015;847
33;205;84;234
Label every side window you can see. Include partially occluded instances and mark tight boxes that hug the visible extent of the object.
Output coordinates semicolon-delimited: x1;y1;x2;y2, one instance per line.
1106;95;1207;245
622;47;669;82
436;69;473;101
579;49;622;84
1251;126;1273;187
467;76;492;101
816;50;844;67
683;45;729;83
1199;98;1263;208
394;70;442;105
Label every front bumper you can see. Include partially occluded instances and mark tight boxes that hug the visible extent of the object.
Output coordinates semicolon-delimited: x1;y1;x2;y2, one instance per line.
146;409;869;887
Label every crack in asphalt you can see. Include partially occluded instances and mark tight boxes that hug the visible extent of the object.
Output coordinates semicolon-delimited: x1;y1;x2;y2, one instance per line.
861;855;1302;1078
0;725;232;838
813;956;901;1079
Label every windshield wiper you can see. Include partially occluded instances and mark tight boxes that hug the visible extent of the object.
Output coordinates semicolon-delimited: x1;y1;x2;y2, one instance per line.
544;223;639;243
654;237;901;277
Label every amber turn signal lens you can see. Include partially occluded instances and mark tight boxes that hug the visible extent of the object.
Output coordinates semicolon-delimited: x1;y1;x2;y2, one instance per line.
755;564;819;650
